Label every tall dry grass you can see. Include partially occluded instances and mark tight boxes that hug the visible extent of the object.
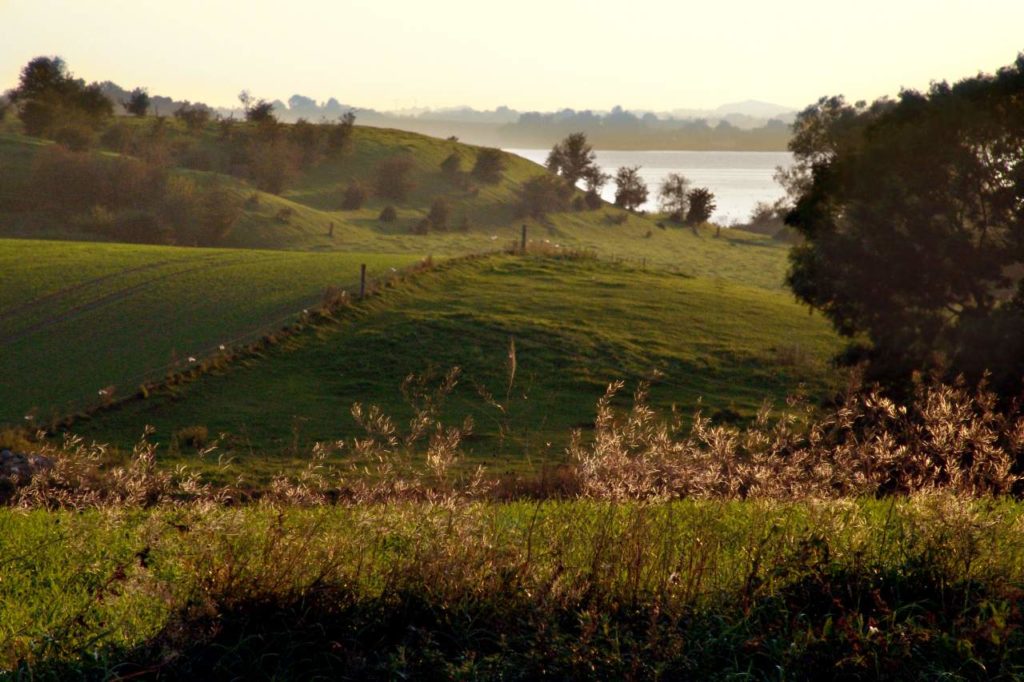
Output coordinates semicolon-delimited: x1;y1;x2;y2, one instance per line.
3;377;1022;509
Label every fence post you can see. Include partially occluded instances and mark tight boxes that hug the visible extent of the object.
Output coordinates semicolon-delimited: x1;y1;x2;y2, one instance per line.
359;264;366;299
521;224;527;255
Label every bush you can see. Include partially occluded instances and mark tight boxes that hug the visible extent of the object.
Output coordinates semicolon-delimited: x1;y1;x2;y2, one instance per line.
378;205;397;223
584;189;604;210
341;182;368;210
246;138;298;194
99;122;139;153
28;146;106;212
173;425;209;450
374;156;416;200
426;197;450;231
472;148;506;184
518;174;572;218
440;152;462;177
174;104;212;132
53;124;94;152
111;209;171;244
412;218;431;235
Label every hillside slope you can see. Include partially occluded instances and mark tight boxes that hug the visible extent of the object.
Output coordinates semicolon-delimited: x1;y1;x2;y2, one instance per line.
72;256;841;468
0;126;792;291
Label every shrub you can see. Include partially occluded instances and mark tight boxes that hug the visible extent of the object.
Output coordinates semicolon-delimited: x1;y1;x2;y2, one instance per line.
440;151;462;177
326;111;356;155
53;124;94;151
341;182;368;210
99;122;139;153
412;218;431;235
173;425;209;450
174;104;212;132
246;138;298;194
275;206;294;223
472;148;506;184
518;174;572;218
426;197;450;230
191;185;243;246
111;209;171;244
584;189;604;210
28;146;106;212
374;155;416;200
378;205;397;223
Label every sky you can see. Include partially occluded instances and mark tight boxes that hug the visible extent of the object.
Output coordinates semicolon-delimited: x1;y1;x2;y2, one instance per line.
2;0;1022;113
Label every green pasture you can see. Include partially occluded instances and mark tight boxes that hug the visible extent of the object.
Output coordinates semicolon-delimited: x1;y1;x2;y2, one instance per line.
0;239;419;424
72;255;840;471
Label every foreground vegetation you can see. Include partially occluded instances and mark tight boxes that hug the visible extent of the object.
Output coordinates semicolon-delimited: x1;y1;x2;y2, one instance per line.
4;361;1024;678
4;495;1024;679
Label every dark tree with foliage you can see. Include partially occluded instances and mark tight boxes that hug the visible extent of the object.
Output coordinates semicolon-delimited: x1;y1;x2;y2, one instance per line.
342;182;368;209
174;103;212;132
684;187;716;226
440;152;462;177
426;197;451;230
375;155;416;200
8;56;112;136
379;205;398;223
239;90;276;124
472;148;506;184
546;132;602;187
326;111;356;155
785;56;1024;396
123;87;150;117
613;166;648;211
518;174;572;218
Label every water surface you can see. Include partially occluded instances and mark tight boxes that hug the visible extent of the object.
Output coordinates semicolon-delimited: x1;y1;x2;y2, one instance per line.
507;149;794;224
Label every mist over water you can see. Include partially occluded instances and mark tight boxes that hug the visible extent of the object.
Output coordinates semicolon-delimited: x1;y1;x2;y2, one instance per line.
507;149;794;224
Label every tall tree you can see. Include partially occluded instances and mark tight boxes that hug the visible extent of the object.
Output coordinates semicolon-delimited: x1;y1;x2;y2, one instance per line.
123;87;150;117
785;55;1024;395
8;56;112;136
546;132;601;186
658;172;690;219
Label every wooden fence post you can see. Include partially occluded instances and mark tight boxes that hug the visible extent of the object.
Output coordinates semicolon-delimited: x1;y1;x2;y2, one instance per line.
359;264;366;299
521;224;527;255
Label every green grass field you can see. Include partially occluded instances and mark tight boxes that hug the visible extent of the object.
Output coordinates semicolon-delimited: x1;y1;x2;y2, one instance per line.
0;239;421;424
70;255;840;470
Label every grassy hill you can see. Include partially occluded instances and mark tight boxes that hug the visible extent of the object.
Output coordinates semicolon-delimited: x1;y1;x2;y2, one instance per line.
0;118;819;459
0;239;420;424
70;255;841;474
0;125;792;290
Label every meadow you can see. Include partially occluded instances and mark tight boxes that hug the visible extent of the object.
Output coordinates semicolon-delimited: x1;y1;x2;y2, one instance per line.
63;254;841;477
0;238;420;424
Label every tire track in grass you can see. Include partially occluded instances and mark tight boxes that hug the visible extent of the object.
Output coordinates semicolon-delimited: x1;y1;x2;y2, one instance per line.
1;252;289;347
0;252;227;323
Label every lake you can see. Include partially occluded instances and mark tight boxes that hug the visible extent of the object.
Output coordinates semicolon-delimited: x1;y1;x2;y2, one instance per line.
506;149;794;224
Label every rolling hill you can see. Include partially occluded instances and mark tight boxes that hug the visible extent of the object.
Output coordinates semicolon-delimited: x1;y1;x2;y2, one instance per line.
67;255;841;474
0;116;824;466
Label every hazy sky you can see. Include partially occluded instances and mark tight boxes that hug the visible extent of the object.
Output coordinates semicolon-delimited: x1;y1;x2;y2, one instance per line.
2;0;1022;112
